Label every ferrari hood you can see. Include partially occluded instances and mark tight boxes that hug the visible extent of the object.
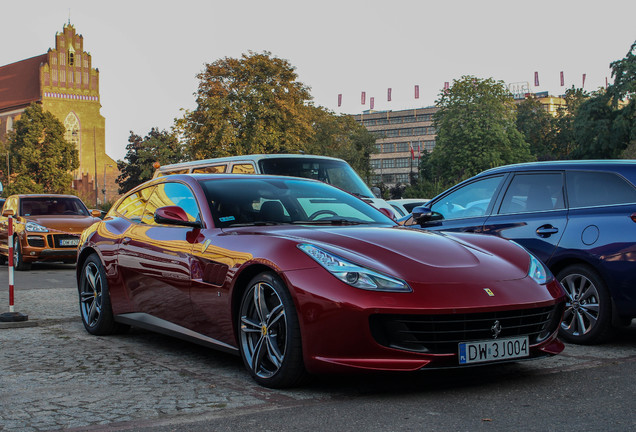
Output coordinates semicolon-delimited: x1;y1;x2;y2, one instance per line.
253;225;530;284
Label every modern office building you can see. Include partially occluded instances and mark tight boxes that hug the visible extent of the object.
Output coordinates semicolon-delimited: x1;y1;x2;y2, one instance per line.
354;107;438;187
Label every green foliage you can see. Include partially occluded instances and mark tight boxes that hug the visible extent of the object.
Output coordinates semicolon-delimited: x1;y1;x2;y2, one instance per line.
306;108;376;181
179;51;315;159
116;128;184;193
572;41;635;159
429;76;533;188
176;51;374;181
5;103;78;195
516;96;558;160
552;87;590;159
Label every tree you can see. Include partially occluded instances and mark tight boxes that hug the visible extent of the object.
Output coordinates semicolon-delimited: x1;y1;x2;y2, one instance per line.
553;87;589;159
428;76;532;188
5;103;78;195
516;96;558;160
572;41;635;159
116;128;184;193
305;108;376;182
179;51;315;159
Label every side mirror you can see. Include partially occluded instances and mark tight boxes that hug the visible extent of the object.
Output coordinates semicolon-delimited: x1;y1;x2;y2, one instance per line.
371;187;382;198
2;209;14;217
91;209;104;218
411;206;435;225
154;206;201;228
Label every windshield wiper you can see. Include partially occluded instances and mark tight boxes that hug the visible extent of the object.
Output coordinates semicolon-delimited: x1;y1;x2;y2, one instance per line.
291;219;368;226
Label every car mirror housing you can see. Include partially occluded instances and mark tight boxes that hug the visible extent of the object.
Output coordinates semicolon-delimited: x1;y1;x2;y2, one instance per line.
154;206;201;228
2;208;14;217
411;206;434;225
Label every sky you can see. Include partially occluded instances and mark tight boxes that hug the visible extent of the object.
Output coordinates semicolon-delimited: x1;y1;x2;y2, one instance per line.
2;0;635;161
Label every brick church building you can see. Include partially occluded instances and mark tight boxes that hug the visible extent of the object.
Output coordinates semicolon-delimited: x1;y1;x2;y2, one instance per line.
0;23;119;204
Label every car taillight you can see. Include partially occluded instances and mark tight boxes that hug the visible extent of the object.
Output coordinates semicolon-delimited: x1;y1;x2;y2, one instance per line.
631;213;636;223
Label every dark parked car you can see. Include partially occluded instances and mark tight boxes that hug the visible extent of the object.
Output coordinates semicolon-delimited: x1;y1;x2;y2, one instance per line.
76;174;565;388
403;160;636;344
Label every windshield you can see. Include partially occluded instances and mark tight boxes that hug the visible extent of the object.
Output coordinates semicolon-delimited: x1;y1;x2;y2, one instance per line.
200;178;395;228
20;197;89;216
258;157;374;198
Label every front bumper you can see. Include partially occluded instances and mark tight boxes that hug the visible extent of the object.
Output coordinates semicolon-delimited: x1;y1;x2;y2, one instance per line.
282;267;566;374
20;232;80;262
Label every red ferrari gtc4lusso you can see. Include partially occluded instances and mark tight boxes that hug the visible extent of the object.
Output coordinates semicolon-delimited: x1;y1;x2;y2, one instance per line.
77;174;565;388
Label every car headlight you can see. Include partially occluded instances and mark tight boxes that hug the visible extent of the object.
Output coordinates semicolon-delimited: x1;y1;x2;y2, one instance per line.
509;241;553;285
25;221;49;233
298;243;411;292
528;254;552;285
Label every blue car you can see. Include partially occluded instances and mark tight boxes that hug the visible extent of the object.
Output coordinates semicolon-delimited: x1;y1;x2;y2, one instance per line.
404;160;636;344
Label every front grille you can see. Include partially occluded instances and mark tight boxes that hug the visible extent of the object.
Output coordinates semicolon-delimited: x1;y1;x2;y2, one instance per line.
27;236;46;247
48;234;81;248
370;304;564;354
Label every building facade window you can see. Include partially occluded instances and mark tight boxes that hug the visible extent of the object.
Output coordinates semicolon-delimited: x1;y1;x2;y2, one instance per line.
395;173;410;184
64;113;81;153
396;142;409;152
395;158;410;168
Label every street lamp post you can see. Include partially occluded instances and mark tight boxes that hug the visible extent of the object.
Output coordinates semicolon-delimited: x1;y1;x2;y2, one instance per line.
103;164;113;204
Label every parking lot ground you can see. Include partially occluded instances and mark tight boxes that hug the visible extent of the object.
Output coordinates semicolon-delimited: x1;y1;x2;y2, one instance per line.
1;265;636;431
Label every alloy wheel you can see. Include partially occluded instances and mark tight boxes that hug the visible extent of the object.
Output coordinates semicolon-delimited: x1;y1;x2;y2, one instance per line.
80;261;103;328
239;281;288;379
560;272;600;338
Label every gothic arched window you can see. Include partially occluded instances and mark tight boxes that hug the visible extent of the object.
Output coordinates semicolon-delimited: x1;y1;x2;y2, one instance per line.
64;112;80;151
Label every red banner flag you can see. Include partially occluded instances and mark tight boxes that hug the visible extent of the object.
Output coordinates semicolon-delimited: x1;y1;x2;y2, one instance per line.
370;97;375;110
534;72;540;87
560;71;564;86
582;74;586;88
409;142;415;160
337;94;342;107
387;88;392;101
444;81;449;90
414;85;420;99
361;91;366;105
606;77;608;88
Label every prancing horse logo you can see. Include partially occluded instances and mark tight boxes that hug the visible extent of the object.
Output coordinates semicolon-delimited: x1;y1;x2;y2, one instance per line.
483;288;495;296
491;320;502;339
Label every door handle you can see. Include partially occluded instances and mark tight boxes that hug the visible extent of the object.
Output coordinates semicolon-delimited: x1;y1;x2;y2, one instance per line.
122;237;131;245
536;225;558;237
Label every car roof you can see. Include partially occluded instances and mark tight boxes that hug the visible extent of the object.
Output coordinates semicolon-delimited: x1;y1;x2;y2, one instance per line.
12;194;82;199
157;154;347;172
481;160;636;175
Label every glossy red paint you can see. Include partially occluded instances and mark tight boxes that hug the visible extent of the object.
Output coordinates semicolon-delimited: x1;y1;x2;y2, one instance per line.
77;174;566;385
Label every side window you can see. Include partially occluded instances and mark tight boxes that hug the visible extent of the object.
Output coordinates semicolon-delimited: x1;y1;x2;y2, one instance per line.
192;165;226;174
143;182;200;225
498;173;565;214
115;187;154;222
231;163;256;174
430;176;504;220
567;171;636;208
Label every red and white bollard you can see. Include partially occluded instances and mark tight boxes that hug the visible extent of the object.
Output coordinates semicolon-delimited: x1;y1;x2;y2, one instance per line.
0;213;28;322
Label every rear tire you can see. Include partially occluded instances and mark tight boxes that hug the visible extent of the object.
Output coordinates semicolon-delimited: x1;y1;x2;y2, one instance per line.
557;264;612;344
238;271;307;388
78;253;129;335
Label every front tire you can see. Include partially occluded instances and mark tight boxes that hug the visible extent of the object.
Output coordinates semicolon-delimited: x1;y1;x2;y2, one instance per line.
78;254;128;335
557;264;612;344
238;271;307;388
13;239;31;271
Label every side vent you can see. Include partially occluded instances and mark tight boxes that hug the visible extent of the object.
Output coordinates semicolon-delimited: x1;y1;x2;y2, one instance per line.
203;262;229;286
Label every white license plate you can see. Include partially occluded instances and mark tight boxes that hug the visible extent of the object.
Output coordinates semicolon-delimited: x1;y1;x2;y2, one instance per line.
60;239;79;246
459;336;529;365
